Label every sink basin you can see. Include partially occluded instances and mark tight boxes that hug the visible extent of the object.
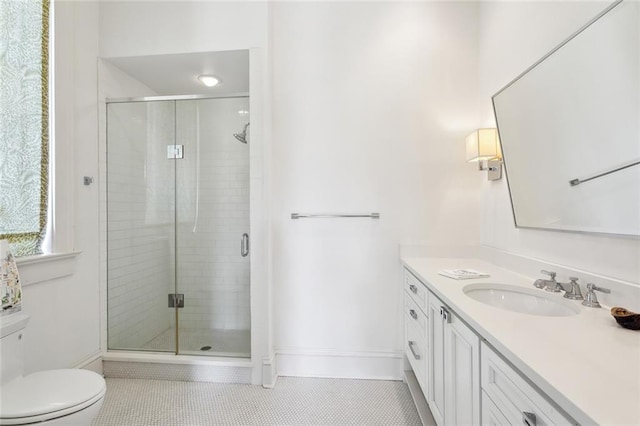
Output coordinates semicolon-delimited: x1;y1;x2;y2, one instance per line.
463;283;580;317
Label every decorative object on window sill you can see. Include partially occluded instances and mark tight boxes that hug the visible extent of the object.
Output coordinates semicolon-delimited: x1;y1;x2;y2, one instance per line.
1;240;23;316
465;128;502;181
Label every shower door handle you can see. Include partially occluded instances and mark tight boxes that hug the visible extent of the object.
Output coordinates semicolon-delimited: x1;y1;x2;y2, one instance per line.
241;233;249;257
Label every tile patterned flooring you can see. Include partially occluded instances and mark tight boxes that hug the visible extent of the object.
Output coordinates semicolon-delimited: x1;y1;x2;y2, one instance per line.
93;376;421;425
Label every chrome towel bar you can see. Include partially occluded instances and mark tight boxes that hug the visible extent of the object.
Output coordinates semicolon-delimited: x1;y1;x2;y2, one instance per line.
569;159;640;186
291;213;380;220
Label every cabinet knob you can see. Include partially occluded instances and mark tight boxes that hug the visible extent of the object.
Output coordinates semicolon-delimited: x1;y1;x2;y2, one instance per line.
409;284;418;294
522;411;537;426
409;309;418;320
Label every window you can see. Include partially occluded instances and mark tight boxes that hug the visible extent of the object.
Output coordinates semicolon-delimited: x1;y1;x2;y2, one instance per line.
0;0;50;257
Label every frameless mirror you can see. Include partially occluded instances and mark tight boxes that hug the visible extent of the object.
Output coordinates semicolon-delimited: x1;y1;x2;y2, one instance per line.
493;0;639;236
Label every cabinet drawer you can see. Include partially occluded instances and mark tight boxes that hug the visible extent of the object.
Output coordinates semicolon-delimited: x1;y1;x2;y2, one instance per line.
405;303;427;390
404;268;428;311
481;343;573;425
481;390;510;426
405;293;427;332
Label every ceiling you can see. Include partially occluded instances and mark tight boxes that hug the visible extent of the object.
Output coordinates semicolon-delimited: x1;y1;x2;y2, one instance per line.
105;50;249;96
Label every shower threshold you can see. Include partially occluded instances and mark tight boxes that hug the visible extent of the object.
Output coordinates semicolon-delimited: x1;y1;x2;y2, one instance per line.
142;328;250;358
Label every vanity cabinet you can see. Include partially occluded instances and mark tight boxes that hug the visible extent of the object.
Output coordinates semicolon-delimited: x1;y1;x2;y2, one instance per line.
403;268;480;426
481;343;573;425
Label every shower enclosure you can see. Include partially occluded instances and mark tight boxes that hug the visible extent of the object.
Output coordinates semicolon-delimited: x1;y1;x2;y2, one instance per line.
106;95;250;358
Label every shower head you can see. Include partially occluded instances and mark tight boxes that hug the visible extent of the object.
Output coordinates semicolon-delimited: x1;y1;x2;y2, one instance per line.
234;122;250;144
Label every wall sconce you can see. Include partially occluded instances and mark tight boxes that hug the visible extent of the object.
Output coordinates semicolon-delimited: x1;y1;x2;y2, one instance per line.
465;128;502;181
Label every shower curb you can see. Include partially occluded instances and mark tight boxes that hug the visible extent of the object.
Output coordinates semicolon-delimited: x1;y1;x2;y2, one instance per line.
103;359;252;384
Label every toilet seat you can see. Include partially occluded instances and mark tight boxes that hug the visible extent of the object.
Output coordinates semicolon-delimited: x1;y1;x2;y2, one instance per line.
0;369;106;425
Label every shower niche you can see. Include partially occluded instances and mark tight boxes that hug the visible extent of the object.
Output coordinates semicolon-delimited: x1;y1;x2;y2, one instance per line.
104;51;251;358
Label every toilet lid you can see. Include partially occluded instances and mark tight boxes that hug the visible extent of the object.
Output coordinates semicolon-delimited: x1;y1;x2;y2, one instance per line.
0;369;106;421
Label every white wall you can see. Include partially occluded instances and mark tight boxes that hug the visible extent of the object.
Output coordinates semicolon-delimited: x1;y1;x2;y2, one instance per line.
478;1;640;285
270;1;481;377
20;1;102;374
98;1;267;58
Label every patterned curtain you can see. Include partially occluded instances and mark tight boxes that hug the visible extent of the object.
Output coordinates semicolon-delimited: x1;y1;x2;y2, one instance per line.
0;0;49;257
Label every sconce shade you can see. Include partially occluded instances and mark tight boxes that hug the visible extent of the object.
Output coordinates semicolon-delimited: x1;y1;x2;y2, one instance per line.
466;128;500;162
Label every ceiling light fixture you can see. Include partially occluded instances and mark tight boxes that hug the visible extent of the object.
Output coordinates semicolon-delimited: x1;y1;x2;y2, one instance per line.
197;75;221;87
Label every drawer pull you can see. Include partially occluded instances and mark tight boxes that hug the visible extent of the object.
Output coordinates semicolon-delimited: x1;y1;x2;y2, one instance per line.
440;306;452;323
408;341;421;360
522;412;537;426
409;284;418;293
409;309;418;320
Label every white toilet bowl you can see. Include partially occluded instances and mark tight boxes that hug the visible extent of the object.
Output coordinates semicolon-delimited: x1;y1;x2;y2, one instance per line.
0;369;106;425
0;314;107;425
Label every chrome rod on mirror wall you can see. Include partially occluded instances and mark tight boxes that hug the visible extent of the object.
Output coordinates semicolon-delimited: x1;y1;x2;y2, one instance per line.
569;159;640;186
291;213;380;219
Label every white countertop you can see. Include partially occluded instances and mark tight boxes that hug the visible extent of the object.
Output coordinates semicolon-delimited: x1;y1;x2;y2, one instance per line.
402;257;640;426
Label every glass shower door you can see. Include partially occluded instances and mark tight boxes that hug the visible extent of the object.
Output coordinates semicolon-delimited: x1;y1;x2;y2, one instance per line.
174;97;251;357
106;100;177;353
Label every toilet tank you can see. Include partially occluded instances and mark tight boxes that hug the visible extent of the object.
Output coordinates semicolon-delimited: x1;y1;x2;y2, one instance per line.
0;313;29;385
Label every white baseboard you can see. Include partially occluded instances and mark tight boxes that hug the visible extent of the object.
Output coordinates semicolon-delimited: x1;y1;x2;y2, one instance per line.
276;348;404;380
73;352;103;375
262;352;278;388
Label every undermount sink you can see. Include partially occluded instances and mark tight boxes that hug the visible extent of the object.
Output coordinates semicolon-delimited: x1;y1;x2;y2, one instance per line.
463;283;580;317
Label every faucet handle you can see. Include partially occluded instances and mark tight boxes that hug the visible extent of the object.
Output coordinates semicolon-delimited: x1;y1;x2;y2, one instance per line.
541;270;556;279
588;283;610;293
582;283;610;308
563;277;583;300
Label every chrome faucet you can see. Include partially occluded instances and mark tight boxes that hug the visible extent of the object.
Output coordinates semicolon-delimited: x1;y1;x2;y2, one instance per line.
538;270;568;292
534;270;558;290
562;277;583;300
582;283;610;308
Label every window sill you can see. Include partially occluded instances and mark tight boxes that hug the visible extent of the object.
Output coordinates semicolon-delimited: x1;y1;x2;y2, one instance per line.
15;251;81;286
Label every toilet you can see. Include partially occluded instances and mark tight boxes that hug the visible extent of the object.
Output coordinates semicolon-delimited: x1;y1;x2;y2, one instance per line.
0;313;106;425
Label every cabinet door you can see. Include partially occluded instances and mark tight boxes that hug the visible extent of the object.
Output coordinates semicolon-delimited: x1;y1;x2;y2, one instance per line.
444;311;480;425
427;293;445;425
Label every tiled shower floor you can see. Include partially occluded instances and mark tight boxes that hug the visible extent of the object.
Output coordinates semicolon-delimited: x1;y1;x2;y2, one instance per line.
142;328;250;357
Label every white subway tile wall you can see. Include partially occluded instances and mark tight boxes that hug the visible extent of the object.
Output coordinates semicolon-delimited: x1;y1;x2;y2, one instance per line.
106;98;250;355
175;99;251;338
107;101;176;351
